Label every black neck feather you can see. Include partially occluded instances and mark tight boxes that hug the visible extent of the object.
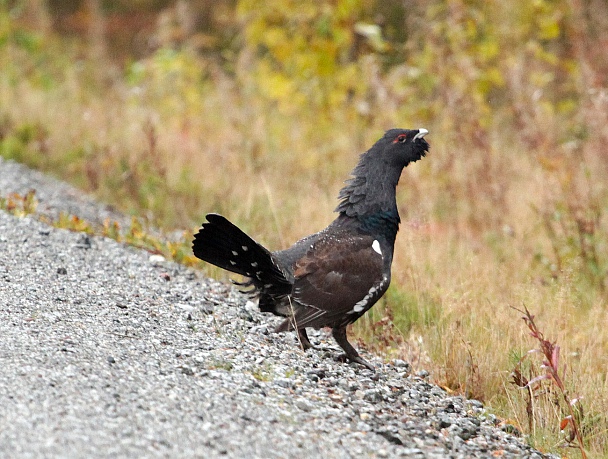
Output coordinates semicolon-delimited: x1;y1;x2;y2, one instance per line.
334;148;403;219
333;151;403;245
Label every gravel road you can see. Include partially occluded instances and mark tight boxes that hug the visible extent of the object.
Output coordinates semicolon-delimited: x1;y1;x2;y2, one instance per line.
0;157;552;458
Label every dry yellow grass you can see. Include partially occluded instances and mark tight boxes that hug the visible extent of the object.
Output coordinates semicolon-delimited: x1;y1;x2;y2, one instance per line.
2;2;608;456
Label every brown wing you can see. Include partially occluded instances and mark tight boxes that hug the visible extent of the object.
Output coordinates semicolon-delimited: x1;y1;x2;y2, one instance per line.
289;232;386;329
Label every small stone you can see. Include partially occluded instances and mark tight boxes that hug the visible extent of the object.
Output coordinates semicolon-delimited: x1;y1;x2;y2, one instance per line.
307;369;326;379
443;401;456;412
295;400;313;412
401;448;424;456
357;421;372;432
416;369;429;379
457;428;473;441
363;389;383;402
177;303;195;313
501;423;521;436
107;356;116;364
57;267;67;275
408;390;421;399
386;379;405;389
275;378;294;389
437;416;452;429
346;382;360;392
393;359;409;368
149;254;166;265
200;303;214;315
486;413;498;425
328;393;343;403
74;234;92;249
452;420;480;441
180;366;195;376
250;325;269;335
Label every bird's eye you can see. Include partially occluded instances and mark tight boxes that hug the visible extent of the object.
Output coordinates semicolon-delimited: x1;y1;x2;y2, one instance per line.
396;134;407;143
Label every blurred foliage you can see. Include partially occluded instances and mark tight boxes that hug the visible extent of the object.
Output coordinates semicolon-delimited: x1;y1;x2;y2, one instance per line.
2;0;608;455
236;0;364;112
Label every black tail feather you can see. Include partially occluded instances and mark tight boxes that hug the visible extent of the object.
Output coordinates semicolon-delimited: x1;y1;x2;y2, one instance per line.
192;214;292;296
230;278;257;296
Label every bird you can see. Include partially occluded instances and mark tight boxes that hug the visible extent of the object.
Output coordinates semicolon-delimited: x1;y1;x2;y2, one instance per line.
192;128;429;370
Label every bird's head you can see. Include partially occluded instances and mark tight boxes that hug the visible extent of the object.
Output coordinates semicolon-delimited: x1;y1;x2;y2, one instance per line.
378;128;429;168
335;127;430;221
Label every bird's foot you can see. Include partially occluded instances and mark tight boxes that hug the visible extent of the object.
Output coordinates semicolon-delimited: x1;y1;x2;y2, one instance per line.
297;329;317;351
301;342;320;351
335;353;375;372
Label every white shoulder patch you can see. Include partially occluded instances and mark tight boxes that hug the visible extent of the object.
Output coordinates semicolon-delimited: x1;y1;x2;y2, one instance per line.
372;239;382;255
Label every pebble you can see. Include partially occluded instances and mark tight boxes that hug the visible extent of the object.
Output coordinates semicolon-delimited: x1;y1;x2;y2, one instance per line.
416;369;430;379
295;400;314;412
149;254;166;265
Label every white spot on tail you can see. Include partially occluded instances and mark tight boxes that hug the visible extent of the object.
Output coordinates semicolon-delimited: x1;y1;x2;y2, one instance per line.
229;260;236;266
372;240;382;255
251;262;258;267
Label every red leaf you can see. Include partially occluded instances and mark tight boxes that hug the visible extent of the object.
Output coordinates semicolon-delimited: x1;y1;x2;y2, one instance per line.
552;345;560;371
526;374;551;387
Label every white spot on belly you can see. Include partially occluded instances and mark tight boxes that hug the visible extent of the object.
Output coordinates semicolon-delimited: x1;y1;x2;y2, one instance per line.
352;286;379;312
232;250;238;256
242;245;249;251
372;240;382;255
348;276;388;314
229;260;236;266
352;300;367;313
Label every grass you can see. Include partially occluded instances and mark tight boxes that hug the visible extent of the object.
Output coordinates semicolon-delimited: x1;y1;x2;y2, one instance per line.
511;306;588;457
2;1;608;456
0;190;199;267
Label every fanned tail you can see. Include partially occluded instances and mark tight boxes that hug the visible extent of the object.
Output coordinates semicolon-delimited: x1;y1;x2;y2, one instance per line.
192;214;292;296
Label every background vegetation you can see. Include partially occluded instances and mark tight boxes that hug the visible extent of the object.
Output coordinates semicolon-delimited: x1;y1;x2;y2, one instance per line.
1;0;607;455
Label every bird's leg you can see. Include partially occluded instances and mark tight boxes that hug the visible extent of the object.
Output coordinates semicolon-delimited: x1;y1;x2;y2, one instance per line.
297;328;317;351
332;327;375;371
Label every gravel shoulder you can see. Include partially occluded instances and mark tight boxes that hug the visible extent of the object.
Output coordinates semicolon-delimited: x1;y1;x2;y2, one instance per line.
0;158;551;458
